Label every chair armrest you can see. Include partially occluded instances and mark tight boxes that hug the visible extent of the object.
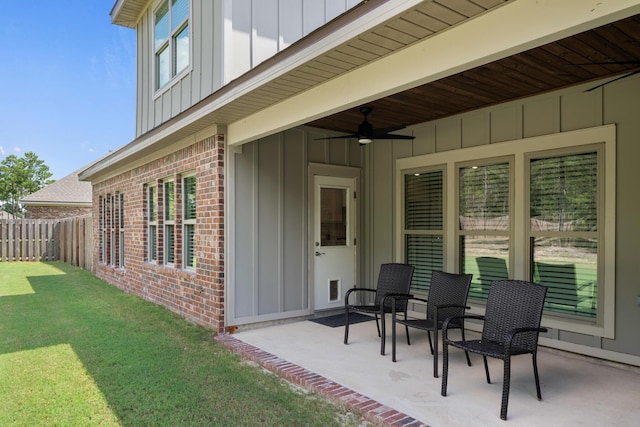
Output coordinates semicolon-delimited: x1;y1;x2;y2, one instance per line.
383;293;413;316
344;287;376;305
390;295;427;304
435;303;470;310
504;327;549;349
442;314;484;332
390;294;420;315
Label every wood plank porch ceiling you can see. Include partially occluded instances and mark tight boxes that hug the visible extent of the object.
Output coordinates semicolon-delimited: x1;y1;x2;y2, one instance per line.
303;8;640;134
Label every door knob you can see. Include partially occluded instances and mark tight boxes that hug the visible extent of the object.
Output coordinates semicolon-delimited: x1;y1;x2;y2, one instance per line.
315;251;325;256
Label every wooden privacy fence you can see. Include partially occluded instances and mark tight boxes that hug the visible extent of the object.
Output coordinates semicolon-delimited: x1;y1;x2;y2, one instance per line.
0;216;93;271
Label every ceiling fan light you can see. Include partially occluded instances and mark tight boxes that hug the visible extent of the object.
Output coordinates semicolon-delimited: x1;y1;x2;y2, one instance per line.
358;137;373;144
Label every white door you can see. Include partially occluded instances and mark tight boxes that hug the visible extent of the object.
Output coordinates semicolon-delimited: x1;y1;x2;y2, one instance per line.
313;176;356;310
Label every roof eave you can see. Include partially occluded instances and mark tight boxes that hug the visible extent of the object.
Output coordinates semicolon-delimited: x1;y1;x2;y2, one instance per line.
110;0;147;28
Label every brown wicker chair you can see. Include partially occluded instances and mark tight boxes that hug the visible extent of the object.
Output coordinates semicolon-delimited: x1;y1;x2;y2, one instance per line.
344;263;414;355
441;280;548;420
390;270;473;378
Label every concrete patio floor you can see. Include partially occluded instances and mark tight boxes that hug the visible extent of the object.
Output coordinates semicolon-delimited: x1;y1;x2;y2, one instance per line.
220;315;640;427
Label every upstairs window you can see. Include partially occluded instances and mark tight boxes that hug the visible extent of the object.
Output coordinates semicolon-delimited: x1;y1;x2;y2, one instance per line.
155;0;190;89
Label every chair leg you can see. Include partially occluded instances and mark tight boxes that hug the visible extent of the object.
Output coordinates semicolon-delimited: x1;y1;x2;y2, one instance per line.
532;353;543;400
374;314;381;337
405;325;411;345
500;356;512;420
460;327;472;367
483;356;491;384
392;314;398;362
433;327;439;378
343;308;350;344
441;339;449;397
427;330;434;355
380;313;386;355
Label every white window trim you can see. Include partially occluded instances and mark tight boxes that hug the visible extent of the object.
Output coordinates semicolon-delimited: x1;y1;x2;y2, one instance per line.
395;124;616;338
152;0;192;96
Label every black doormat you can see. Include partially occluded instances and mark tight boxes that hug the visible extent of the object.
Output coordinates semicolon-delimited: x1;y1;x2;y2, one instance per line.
308;313;374;328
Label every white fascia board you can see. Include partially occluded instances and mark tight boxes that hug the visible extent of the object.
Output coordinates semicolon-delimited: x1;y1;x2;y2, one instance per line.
82;0;423;181
227;0;640;146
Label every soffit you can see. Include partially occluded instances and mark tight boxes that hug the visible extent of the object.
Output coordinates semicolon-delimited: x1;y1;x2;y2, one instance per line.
206;0;511;126
111;0;148;28
309;13;640;133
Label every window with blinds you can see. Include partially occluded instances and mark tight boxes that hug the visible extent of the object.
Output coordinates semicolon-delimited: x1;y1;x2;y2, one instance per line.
183;175;196;270
118;193;125;268
109;194;115;266
147;185;157;262
100;196;106;264
529;151;598;318
404;169;444;292
164;180;175;265
458;162;511;301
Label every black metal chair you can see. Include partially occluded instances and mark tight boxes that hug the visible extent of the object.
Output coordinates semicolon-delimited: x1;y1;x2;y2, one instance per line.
391;270;473;378
441;280;548;421
344;263;414;355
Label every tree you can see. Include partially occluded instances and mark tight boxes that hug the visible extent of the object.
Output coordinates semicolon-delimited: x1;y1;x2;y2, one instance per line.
0;151;55;217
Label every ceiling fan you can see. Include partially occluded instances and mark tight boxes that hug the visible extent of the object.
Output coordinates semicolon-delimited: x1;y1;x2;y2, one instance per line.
318;106;415;144
579;60;640;92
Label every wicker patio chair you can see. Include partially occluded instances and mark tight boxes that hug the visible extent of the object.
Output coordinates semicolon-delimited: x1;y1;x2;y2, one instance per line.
344;263;414;355
441;280;548;420
390;270;473;378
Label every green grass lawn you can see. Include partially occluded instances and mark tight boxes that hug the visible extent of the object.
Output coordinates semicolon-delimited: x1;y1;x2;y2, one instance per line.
0;262;361;426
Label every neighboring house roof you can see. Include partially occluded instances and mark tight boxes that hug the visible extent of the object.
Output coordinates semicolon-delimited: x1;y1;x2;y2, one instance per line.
21;169;92;207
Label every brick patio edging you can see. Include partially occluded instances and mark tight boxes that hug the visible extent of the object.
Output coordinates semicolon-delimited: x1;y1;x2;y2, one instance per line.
215;334;429;427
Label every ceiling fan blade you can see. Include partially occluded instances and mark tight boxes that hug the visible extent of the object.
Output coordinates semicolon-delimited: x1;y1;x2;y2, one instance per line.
315;133;358;140
585;68;640;92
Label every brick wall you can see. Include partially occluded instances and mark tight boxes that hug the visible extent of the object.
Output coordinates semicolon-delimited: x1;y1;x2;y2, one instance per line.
91;135;225;332
26;206;92;219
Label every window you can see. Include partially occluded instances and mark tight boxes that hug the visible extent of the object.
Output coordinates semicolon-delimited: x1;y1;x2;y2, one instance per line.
154;0;190;89
183;175;196;270
147;185;157;262
100;196;106;263
403;169;444;292
118;193;125;268
109;194;116;266
396;125;615;337
458;161;511;300
164;180;175;265
528;150;599;319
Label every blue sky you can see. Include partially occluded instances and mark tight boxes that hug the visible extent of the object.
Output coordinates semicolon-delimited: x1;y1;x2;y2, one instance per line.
0;1;136;180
